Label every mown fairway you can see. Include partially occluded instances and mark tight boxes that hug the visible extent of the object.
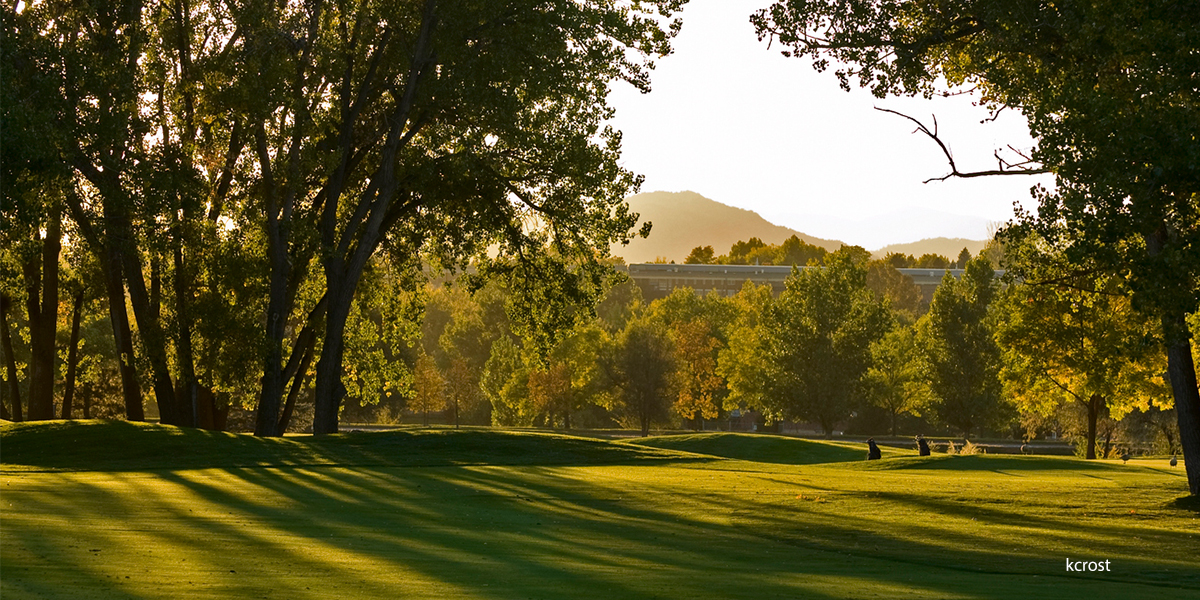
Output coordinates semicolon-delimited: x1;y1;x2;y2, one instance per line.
2;422;1197;599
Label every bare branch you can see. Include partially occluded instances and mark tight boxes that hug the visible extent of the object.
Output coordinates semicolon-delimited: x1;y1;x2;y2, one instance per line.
874;107;1051;183
981;105;1008;123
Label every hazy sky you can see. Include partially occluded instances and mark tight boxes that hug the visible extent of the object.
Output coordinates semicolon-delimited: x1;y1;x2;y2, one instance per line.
606;0;1055;250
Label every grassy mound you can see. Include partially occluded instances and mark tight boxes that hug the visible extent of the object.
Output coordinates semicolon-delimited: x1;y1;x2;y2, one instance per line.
0;420;699;472
622;431;913;464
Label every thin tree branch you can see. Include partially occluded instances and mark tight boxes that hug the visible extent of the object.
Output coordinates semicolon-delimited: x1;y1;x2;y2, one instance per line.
874;107;1051;183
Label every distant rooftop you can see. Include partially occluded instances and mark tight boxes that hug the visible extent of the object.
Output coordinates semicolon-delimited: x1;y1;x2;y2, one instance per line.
626;263;1000;301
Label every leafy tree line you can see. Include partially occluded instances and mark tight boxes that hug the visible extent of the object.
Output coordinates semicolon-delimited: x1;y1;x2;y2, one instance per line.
2;206;1182;457
683;236;981;271
388;243;1179;456
2;0;689;434
684;235;829;267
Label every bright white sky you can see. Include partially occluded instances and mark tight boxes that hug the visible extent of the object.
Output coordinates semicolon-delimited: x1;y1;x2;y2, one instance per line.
606;0;1054;250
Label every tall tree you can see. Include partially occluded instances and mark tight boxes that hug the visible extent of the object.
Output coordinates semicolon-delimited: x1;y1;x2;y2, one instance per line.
643;287;734;425
0;293;22;421
717;281;774;413
685;246;716;265
412;351;445;427
7;0;255;425
778;235;827;267
862;325;931;436
443;357;478;429
996;239;1169;458
918;259;1006;437
602;316;674;437
761;248;891;437
482;334;526;427
23;202;61;421
527;362;573;429
866;260;923;317
671;319;724;429
546;322;607;429
754;0;1200;493
64;1;178;424
60;271;91;420
955;248;972;270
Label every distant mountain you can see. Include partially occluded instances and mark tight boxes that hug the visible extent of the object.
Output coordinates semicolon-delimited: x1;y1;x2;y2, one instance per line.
612;191;845;264
769;207;995;252
873;237;988;260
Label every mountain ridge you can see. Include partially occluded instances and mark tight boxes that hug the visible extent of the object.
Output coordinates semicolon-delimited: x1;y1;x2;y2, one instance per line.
611;191;986;263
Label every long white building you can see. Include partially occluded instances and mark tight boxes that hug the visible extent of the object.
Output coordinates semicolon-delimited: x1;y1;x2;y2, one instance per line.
627;263;987;301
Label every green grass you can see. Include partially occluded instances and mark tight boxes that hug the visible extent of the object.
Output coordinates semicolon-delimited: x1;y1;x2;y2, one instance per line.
3;421;1198;599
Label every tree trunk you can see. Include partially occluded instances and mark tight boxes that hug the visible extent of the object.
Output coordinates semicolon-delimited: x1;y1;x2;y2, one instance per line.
1;294;22;422
259;290;323;435
312;340;345;434
1101;426;1115;459
313;286;352;435
1084;394;1101;460
101;244;144;421
1145;224;1200;495
312;199;391;435
1163;314;1200;496
104;194;179;425
63;188;144;421
173;235;199;427
121;245;183;426
150;252;161;321
277;340;314;434
62;288;85;419
820;414;834;439
193;386;227;431
307;0;437;434
253;205;291;436
26;205;61;421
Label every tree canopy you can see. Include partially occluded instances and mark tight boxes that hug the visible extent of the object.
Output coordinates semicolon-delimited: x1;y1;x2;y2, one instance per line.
919;259;1006;437
761;248;891;436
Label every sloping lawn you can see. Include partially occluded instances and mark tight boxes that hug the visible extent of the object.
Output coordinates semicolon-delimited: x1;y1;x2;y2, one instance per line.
622;431;914;463
3;421;1197;599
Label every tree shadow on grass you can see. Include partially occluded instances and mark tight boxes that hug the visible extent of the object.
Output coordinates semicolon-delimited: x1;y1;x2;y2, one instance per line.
5;460;1200;600
4;422;1196;598
0;420;705;472
1170;495;1200;513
